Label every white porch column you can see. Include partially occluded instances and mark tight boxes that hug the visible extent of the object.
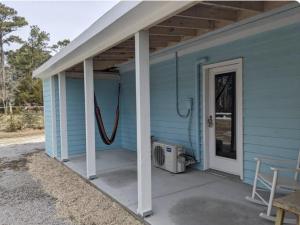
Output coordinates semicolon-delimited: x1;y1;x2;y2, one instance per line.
50;75;57;158
135;30;152;217
58;71;68;162
84;58;96;179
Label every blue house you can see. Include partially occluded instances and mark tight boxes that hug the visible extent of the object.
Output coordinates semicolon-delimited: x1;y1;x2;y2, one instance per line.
34;1;300;224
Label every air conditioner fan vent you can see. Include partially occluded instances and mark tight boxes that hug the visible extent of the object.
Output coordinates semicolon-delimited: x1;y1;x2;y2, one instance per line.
154;145;165;166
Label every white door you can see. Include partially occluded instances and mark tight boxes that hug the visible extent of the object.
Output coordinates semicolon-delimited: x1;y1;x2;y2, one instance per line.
205;60;243;177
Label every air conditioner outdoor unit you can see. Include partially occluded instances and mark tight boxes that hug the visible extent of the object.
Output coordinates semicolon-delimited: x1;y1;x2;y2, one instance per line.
152;141;186;173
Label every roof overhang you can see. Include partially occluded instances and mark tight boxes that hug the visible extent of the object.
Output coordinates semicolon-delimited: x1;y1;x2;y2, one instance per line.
34;1;296;79
33;1;194;79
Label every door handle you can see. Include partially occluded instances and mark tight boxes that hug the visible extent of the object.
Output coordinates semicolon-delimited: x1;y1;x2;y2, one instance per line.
208;115;214;128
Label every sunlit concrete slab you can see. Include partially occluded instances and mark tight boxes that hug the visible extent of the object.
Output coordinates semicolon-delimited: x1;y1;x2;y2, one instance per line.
139;176;272;225
66;149;136;175
65;149;272;225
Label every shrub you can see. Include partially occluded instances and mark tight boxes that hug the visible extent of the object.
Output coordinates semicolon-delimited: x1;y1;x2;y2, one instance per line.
22;110;35;128
5;114;22;132
21;110;44;129
1;108;44;132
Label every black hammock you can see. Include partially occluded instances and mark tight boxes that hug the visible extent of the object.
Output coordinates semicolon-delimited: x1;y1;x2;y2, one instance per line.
94;84;120;145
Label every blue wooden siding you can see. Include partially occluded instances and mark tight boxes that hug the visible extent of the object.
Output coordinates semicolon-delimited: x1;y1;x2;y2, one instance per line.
43;76;61;158
119;22;300;184
119;71;136;150
65;78;121;156
42;22;300;185
43;78;53;156
43;77;122;157
120;59;198;158
120;59;198;160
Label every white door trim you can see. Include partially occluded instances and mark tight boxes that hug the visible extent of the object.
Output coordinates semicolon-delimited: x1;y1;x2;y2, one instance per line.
202;58;243;179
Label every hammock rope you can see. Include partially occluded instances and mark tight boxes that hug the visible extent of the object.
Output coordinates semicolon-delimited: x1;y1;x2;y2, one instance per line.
94;84;120;145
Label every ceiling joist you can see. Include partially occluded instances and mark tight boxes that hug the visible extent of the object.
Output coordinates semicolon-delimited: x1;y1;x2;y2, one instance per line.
157;16;214;30
150;35;183;42
108;47;135;53
202;1;265;13
178;4;238;22
149;26;198;37
95;52;134;59
66;1;291;72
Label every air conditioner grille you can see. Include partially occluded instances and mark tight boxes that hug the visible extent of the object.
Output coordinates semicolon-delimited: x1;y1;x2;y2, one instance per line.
154;145;165;166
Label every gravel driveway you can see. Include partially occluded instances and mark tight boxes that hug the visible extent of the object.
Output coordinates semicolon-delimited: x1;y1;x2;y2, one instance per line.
0;134;143;225
0;135;73;225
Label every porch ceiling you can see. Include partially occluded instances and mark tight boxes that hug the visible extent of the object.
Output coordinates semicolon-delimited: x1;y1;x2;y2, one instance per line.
33;1;295;77
66;1;291;73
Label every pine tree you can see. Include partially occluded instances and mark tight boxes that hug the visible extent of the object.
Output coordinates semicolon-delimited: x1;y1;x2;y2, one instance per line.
8;25;70;106
0;3;27;113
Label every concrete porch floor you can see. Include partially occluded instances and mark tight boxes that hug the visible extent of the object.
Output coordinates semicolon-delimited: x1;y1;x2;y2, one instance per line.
65;149;272;225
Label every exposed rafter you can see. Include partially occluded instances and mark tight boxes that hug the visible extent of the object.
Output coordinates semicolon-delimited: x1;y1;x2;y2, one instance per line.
107;48;134;53
94;58;133;61
95;52;134;59
65;1;291;73
157;17;214;30
149;26;198;37
202;1;265;13
94;60;126;70
116;38;179;49
178;4;238;22
150;35;182;42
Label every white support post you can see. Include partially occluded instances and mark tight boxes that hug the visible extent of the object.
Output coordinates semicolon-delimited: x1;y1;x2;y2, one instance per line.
84;58;96;180
50;75;57;158
58;71;69;162
135;30;152;217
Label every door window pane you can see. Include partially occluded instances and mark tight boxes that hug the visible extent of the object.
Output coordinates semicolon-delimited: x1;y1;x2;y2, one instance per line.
215;72;236;159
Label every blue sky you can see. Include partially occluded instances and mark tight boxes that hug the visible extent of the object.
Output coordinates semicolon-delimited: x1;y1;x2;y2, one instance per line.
3;1;119;50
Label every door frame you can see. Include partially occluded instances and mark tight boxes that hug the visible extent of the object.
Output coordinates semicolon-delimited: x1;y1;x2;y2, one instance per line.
202;58;244;179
